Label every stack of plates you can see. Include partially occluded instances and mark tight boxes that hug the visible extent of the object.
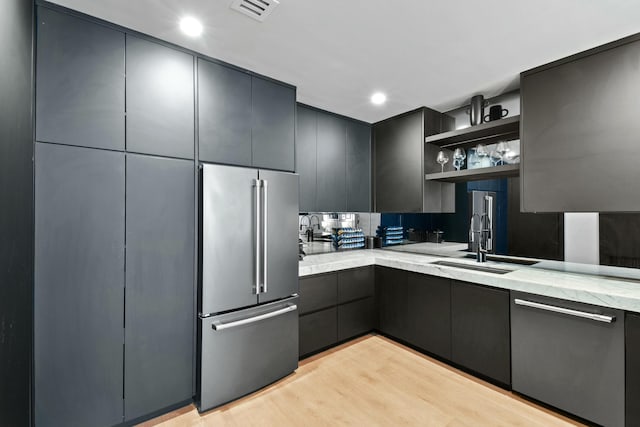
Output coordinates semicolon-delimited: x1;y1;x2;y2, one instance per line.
332;228;365;250
376;226;404;246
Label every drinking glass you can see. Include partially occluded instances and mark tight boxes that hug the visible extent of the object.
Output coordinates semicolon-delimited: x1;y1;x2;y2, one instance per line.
489;150;502;167
453;148;466;171
436;151;449;173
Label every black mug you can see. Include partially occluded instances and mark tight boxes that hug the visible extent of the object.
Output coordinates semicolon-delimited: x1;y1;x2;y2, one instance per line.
484;105;508;122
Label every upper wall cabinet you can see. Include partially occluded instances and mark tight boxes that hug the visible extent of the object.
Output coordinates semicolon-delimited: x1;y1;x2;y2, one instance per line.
36;7;125;150
252;77;296;171
296;104;371;212
373;108;454;213
521;35;640;212
198;59;252;166
126;36;194;159
198;59;295;171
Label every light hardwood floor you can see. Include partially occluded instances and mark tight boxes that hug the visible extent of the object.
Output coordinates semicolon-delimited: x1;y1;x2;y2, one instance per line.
140;334;585;427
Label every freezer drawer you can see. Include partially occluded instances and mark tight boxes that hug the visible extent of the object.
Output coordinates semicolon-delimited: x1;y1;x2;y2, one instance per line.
198;297;299;412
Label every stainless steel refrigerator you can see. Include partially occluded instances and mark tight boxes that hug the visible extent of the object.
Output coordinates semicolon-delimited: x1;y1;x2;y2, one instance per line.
197;163;299;412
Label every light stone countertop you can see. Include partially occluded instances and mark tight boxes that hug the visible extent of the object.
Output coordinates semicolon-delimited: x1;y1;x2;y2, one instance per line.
298;248;640;313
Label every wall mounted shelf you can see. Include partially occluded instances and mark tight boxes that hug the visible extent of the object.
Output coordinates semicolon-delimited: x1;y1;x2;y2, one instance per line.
425;164;519;183
424;115;520;150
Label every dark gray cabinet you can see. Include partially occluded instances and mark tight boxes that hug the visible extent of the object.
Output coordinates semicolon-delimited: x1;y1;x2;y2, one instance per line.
36;7;125;150
627;312;640;427
299;273;337;315
296;105;317;212
338;298;375;341
198;59;252;166
252;77;295;171
198;61;295;171
346;120;371;212
376;266;409;341
338;266;374;304
126;37;194;159
299;307;338;357
316;113;347;212
511;292;624;427
34;143;125;427
124;155;195;421
407;273;451;360
295;104;371;213
373;108;454;213
520;35;640;212
451;281;510;385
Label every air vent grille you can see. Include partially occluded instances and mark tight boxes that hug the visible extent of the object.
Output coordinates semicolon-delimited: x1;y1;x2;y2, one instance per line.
230;0;280;22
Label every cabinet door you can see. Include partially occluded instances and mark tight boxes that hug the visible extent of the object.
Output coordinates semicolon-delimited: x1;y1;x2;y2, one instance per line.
252;77;295;171
628;312;640;427
376;267;408;341
346;120;371;212
124;155;194;421
338;266;374;304
126;36;194;159
34;143;124;427
407;273;451;360
451;281;510;385
198;59;252;166
521;39;640;212
373;111;423;212
299;273;337;315
295;105;317;212
299;307;337;357
36;7;124;150
316;113;346;211
338;297;375;341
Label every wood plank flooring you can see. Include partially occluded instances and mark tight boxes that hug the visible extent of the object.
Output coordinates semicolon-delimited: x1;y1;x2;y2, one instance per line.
140;334;585;427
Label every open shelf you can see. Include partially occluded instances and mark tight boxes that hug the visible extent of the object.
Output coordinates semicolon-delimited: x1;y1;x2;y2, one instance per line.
424;164;519;183
424;115;520;150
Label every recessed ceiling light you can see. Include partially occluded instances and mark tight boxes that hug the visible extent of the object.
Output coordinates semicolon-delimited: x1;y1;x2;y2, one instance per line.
370;92;387;105
179;16;203;37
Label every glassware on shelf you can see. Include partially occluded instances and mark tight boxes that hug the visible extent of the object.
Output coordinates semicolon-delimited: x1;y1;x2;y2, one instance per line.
436;150;449;173
475;144;489;168
496;141;509;165
453;148;466;171
489;150;502;167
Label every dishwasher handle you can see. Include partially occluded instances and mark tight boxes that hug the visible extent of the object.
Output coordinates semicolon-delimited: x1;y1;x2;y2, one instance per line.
514;298;615;323
212;304;297;331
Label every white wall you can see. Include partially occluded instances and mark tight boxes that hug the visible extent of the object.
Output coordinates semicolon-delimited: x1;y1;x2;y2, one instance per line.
564;213;599;264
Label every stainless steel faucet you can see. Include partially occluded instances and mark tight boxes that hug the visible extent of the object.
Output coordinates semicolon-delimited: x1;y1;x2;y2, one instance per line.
469;195;493;263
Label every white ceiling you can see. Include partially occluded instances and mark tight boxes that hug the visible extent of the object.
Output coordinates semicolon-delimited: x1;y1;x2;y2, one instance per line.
49;0;640;123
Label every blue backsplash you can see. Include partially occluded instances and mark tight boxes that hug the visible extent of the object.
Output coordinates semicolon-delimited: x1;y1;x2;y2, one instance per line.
380;179;509;254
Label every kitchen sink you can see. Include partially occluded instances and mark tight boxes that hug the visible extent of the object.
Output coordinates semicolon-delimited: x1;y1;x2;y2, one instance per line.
462;253;539;266
430;260;512;274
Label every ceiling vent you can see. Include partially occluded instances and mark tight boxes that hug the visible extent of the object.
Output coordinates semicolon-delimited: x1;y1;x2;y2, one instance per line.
230;0;280;22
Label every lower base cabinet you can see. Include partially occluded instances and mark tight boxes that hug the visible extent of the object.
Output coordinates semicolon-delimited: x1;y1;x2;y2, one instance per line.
299;267;375;358
338;297;375;341
451;281;511;386
299;307;338;356
512;291;624;427
628;313;640;427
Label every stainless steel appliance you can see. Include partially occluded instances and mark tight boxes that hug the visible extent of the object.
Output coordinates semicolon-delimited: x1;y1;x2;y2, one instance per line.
198;164;299;412
468;190;496;258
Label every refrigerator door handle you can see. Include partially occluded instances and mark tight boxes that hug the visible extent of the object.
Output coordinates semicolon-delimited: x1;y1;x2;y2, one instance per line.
262;179;268;294
254;179;262;295
211;304;297;331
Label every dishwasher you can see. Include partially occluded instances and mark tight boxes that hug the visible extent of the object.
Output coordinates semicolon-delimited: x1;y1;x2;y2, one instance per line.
510;291;624;427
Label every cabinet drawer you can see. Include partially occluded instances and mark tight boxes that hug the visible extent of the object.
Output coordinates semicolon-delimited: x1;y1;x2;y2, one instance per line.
338;266;374;304
299;273;337;315
511;291;624;427
299;307;337;357
338;297;375;341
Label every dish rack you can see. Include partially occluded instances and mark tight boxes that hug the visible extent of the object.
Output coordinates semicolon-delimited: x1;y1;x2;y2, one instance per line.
376;225;404;246
332;227;365;250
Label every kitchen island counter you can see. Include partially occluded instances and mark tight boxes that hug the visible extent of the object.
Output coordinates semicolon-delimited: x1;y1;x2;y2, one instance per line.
299;249;640;313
